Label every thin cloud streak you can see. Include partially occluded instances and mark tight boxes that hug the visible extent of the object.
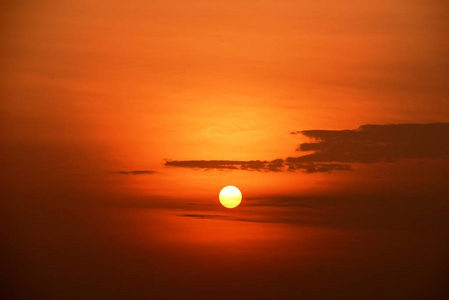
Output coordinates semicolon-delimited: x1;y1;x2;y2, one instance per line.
165;159;350;173
177;213;293;224
165;159;284;172
114;170;157;175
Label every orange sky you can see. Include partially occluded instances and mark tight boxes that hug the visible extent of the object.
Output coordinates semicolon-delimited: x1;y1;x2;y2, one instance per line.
2;1;449;299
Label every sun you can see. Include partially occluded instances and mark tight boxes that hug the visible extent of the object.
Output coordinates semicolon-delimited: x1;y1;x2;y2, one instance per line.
219;186;242;208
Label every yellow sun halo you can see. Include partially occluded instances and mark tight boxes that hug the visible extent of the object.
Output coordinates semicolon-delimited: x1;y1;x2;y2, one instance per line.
219;186;242;208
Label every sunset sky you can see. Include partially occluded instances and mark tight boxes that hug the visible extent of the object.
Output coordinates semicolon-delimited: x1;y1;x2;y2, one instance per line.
2;1;449;299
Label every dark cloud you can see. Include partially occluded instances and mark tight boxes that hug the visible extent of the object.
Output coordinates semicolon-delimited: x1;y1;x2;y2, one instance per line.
165;123;449;173
115;170;157;175
295;123;449;163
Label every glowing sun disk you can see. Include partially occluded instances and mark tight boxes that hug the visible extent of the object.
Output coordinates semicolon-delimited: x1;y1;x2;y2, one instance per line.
219;186;242;208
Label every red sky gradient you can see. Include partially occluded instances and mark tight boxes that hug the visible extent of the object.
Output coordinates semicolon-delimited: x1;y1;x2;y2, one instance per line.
2;1;449;299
